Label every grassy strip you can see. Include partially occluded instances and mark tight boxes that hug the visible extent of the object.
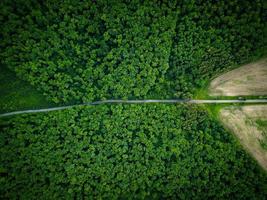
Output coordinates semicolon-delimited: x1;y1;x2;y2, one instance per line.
255;118;267;150
198;103;238;120
0;67;53;113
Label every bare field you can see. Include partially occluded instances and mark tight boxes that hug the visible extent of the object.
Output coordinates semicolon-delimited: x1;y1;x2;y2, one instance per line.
220;105;267;171
209;58;267;96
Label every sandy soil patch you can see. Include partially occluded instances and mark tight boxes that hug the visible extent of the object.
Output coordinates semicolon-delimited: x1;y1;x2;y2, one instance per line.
209;58;267;96
220;105;267;171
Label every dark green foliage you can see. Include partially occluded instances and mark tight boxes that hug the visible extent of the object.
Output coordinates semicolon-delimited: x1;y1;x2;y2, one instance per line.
168;0;267;97
1;0;265;103
0;0;178;103
256;119;267;127
1;105;267;199
0;66;52;113
1;1;267;199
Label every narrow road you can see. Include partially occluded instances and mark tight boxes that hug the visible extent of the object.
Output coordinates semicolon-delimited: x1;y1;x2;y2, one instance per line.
1;99;267;118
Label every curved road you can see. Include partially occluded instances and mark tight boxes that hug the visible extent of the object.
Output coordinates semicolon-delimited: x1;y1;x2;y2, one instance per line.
1;99;267;118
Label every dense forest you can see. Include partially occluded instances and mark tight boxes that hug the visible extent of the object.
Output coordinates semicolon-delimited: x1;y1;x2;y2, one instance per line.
1;105;267;199
1;0;266;103
1;0;267;199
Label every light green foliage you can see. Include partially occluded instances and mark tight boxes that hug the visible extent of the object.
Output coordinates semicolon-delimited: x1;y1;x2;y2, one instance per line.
255;119;267;150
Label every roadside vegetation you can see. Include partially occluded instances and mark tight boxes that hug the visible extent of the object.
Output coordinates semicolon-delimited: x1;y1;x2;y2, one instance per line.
0;0;267;199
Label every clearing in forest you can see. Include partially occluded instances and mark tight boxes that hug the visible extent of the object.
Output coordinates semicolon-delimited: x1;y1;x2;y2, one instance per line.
209;58;267;96
220;105;267;171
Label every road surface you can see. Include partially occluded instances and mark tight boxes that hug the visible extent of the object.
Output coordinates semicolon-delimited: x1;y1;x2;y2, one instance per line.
1;99;267;118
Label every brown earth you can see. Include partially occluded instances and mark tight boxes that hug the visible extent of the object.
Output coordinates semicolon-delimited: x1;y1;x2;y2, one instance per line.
209;58;267;96
220;105;267;171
